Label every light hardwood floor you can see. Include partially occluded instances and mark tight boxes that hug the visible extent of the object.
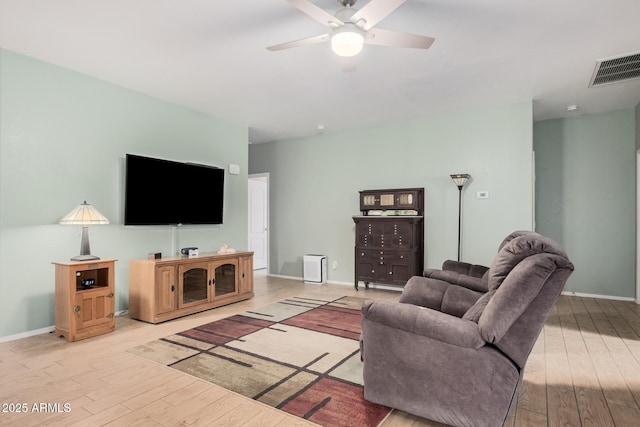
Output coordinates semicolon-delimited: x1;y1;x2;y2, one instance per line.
1;272;639;426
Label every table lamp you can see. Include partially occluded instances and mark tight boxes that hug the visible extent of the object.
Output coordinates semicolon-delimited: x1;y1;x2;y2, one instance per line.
59;201;109;261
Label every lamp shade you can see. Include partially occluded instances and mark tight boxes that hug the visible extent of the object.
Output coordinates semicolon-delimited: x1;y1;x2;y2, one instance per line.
331;25;364;57
59;201;108;261
59;201;109;225
450;173;471;188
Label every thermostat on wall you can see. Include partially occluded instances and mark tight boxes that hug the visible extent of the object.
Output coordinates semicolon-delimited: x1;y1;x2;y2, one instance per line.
229;164;240;175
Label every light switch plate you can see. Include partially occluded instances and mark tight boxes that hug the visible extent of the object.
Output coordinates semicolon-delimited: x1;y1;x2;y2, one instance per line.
229;163;240;175
476;191;489;199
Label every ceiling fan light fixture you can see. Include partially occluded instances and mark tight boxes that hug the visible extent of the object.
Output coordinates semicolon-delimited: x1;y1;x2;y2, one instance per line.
331;25;364;57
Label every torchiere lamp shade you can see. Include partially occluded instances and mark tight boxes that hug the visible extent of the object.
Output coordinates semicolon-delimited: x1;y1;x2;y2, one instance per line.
59;201;109;261
450;173;471;188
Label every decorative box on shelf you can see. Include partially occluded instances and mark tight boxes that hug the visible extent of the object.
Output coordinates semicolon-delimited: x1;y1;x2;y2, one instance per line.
353;188;424;290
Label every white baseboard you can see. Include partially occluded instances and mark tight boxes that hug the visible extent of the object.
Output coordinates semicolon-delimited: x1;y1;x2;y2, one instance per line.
0;309;130;343
267;273;302;281
561;291;636;302
0;325;55;343
267;273;403;292
268;273;338;286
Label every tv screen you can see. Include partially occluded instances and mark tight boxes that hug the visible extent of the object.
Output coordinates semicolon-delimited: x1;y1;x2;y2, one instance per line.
125;154;225;225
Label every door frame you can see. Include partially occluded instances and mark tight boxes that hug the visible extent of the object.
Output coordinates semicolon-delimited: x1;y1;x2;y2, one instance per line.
248;173;269;272
637;150;640;304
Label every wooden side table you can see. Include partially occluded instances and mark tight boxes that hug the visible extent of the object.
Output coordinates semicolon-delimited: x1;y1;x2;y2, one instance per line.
53;259;116;341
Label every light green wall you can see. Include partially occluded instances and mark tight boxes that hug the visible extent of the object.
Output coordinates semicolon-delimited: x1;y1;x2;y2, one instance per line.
249;102;534;282
0;49;249;338
534;110;636;298
636;103;640;150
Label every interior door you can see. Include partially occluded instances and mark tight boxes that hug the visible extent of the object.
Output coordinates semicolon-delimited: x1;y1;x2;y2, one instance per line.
637;150;640;304
248;175;268;270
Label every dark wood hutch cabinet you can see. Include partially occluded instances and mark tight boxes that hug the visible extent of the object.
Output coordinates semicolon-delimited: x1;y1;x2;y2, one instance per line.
353;188;424;290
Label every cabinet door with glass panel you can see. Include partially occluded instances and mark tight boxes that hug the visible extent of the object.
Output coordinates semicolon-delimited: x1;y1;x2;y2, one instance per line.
178;262;210;309
211;259;239;300
178;259;239;309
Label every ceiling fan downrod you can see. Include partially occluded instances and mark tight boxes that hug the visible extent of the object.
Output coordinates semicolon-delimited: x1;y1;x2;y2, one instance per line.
338;0;357;7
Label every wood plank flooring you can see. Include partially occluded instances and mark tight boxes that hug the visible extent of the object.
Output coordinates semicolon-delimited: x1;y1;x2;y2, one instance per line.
1;272;639;426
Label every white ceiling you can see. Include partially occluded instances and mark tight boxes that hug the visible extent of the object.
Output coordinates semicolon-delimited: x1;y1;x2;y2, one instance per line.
1;0;639;143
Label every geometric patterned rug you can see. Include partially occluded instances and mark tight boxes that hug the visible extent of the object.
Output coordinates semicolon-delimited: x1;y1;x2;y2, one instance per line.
128;296;391;427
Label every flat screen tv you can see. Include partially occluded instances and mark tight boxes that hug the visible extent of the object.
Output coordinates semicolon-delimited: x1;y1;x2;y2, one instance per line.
124;154;225;225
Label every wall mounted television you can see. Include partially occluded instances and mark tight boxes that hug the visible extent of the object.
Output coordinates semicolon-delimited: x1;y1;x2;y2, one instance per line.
124;154;225;225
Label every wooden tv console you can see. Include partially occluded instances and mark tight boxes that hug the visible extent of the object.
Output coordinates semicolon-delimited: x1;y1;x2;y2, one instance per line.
128;251;254;323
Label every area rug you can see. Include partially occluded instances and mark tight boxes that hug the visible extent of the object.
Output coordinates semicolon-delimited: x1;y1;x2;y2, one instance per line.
128;296;391;427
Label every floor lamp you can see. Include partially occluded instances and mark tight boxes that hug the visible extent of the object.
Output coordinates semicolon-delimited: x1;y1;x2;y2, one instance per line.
59;201;110;261
450;174;470;261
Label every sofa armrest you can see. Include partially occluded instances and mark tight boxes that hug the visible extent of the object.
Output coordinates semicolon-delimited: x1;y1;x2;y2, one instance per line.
421;269;488;293
362;300;485;349
442;260;489;278
441;259;473;274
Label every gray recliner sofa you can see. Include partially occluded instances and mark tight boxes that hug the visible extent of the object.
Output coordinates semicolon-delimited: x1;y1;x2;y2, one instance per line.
404;230;538;317
360;233;574;427
421;230;536;293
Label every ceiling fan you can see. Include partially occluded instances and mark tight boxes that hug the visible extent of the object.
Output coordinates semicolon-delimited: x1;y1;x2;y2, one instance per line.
267;0;435;58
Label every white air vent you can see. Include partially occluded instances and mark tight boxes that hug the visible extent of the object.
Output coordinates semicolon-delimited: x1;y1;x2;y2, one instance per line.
589;52;640;87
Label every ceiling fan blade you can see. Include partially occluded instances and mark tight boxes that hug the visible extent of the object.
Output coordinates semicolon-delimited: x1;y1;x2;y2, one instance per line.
267;33;330;52
365;28;435;49
349;0;405;30
286;0;344;27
